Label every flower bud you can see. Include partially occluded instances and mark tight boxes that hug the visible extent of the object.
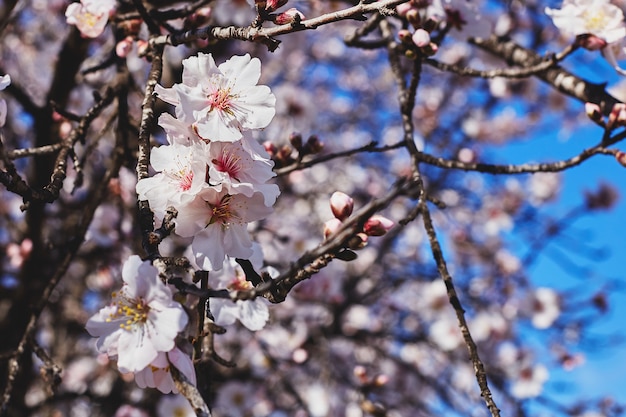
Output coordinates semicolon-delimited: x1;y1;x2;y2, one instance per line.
398;29;413;44
616;150;626;167
348;232;369;249
274;7;304;25
608;103;626;129
303;135;324;154
323;218;343;239
289;132;303;150
406;9;420;27
412;28;431;48
396;3;414;16
263;141;277;157
266;0;288;12
115;36;134;58
363;215;394;236
576;34;607;51
585;102;603;124
330;191;354;221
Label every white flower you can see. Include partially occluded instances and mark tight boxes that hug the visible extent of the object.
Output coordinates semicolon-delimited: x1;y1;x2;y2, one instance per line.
155;53;276;142
0;74;10;127
545;0;626;43
65;0;116;38
208;257;270;331
175;189;273;271
86;256;188;373
511;364;549;399
157;394;195;417
131;348;196;394
206;135;280;206
531;287;560;329
135;141;210;219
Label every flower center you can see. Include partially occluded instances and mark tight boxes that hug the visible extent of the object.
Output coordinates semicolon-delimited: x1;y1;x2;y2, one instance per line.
582;9;609;32
228;271;253;291
207;88;234;114
212;148;242;182
107;292;150;331
79;11;101;28
207;194;240;227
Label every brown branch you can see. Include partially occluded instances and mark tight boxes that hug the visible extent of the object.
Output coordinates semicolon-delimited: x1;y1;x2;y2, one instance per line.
415;145;617;174
151;0;408;51
424;42;578;79
418;188;501;417
471;35;622;114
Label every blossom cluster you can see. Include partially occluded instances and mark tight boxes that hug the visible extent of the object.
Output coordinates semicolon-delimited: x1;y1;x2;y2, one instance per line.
86;256;195;394
86;53;279;394
65;0;116;38
138;52;279;271
545;0;626;73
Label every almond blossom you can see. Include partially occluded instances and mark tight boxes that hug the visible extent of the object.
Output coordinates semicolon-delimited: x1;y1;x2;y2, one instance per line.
155;53;276;142
85;256;188;373
130;347;196;394
545;0;626;44
65;0;116;38
175;189;274;271
0;74;10;127
135;141;210;219
208;257;270;331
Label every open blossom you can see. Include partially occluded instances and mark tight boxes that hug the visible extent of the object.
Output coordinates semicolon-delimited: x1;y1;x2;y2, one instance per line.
545;0;626;44
0;74;10;127
135;141;211;219
208;257;270;331
65;0;116;38
175;189;274;270
86;256;188;372
131;348;196;394
155;53;276;142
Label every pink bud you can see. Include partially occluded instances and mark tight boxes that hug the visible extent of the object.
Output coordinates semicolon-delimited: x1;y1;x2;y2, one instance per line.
585;102;603;123
323;218;343;239
396;3;414;16
136;40;149;57
115;36;134;58
266;0;288;11
412;28;431;48
608;103;626;128
616;150;626;167
398;29;413;43
274;7;305;24
263;141;277;156
330;191;354;221
363;215;394;236
577;34;607;51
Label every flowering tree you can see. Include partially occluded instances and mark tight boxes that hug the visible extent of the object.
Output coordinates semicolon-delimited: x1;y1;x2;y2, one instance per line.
0;0;624;416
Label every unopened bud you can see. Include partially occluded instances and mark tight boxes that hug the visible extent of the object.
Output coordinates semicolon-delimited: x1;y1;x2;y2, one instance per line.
330;191;354;221
396;3;414;16
289;132;303;150
274;7;304;25
266;0;288;12
616;150;626;167
185;7;212;28
412;28;431;48
136;40;149;57
398;29;413;44
585;102;603;124
608;103;626;129
406;9;420;27
363;215;394;236
577;34;607;51
263;141;277;156
353;365;368;380
323;218;343;239
373;374;389;387
115;36;134;58
303;135;323;154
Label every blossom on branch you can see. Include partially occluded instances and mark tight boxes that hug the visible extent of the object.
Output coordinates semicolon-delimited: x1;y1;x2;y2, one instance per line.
85;256;188;373
0;74;10;127
131;347;197;394
65;0;116;38
545;0;626;44
155;53;276;142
